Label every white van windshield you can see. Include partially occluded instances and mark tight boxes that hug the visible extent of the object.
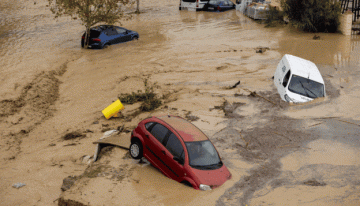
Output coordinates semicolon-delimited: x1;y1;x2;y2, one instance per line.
288;75;325;98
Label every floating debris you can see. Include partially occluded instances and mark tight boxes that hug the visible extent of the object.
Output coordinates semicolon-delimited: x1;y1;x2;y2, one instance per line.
12;183;26;189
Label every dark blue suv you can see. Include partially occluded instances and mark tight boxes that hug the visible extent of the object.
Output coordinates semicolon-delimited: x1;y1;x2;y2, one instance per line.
81;25;139;49
204;0;235;11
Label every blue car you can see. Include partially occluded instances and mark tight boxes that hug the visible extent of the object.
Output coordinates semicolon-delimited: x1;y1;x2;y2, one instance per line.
204;0;235;11
81;25;139;49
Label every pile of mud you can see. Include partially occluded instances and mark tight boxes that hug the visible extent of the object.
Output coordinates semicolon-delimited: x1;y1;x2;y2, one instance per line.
0;63;67;159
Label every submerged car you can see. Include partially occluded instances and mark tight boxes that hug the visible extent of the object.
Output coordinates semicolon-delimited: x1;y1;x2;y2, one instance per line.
179;0;210;11
81;25;139;49
274;54;326;103
130;115;231;190
204;0;235;11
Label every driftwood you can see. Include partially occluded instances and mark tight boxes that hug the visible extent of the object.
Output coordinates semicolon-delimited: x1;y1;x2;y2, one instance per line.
308;122;323;127
314;116;339;119
238;131;249;149
272;131;292;141
336;119;360;127
313;117;359;127
242;88;279;107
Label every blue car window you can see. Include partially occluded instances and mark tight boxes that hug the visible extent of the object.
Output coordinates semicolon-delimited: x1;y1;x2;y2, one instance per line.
89;30;100;38
116;27;127;34
105;28;117;36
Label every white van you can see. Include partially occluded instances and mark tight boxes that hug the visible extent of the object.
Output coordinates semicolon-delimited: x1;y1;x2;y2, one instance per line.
179;0;210;11
235;0;252;13
274;54;326;103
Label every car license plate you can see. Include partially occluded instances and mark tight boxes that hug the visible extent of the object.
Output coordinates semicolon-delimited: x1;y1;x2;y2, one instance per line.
208;7;214;10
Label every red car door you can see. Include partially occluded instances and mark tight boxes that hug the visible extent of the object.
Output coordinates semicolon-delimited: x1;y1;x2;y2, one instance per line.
146;123;176;178
162;132;187;182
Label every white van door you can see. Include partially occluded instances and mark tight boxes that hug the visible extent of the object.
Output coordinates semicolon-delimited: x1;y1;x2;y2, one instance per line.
181;0;197;11
274;58;290;100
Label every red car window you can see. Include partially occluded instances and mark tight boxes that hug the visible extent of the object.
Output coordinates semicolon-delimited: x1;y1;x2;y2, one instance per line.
165;133;184;161
150;123;169;144
145;122;155;131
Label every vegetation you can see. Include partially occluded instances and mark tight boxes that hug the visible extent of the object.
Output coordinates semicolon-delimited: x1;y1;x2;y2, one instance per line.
119;79;162;112
281;0;341;32
47;0;134;47
62;131;85;140
265;6;285;27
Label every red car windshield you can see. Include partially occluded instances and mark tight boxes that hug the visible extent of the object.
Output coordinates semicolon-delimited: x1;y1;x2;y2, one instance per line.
185;140;222;170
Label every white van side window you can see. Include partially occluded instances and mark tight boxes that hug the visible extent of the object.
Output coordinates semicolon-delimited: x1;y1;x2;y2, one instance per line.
282;70;291;87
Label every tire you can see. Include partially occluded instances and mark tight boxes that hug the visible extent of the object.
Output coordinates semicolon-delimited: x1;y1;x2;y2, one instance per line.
130;140;143;159
81;40;84;48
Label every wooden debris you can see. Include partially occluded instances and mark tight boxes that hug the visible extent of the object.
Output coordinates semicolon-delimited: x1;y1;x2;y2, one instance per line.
308;122;323;127
242;88;279;107
235;129;249;149
272;131;292;141
336;119;360;127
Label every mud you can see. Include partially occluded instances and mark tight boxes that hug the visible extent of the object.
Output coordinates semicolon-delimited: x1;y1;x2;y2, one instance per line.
1;0;360;205
0;63;68;160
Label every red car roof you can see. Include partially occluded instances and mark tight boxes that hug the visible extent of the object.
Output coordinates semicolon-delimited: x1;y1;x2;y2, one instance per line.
156;116;208;142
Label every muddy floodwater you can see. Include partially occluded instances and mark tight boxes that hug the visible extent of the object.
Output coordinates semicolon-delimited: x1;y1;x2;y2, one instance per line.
1;0;360;205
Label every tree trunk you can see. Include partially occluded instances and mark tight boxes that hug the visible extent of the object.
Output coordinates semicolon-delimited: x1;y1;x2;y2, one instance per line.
136;0;140;13
85;27;90;48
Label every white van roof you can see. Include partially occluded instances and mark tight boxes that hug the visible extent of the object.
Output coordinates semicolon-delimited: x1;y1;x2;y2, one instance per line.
283;54;324;84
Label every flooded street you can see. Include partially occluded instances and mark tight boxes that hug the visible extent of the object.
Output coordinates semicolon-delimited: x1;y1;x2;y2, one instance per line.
1;0;360;205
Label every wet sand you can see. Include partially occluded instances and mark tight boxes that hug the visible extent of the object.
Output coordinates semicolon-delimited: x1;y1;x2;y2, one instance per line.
1;0;360;205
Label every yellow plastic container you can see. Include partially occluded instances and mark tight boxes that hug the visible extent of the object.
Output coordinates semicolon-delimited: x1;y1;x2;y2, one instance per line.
102;99;124;119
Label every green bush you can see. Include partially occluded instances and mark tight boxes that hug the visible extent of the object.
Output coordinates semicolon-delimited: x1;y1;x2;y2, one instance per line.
265;6;285;27
119;79;162;112
281;0;341;32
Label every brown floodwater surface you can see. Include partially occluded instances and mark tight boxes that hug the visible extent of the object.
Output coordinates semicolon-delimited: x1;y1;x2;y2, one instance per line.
1;0;360;205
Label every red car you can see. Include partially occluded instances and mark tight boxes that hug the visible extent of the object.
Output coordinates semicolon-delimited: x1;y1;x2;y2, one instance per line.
129;115;231;190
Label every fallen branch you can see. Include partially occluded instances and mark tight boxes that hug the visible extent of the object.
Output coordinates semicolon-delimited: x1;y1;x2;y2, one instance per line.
235;129;249;149
336;119;360;127
278;144;311;149
278;144;300;148
242;88;279;107
308;122;323;128
314;116;339;120
240;133;249;149
272;131;292;141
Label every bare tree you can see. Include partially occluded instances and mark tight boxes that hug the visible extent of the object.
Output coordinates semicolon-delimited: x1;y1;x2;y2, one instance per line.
48;0;134;47
136;0;140;13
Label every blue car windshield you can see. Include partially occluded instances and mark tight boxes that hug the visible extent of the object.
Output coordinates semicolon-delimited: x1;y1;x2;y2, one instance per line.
288;75;325;98
185;140;222;170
